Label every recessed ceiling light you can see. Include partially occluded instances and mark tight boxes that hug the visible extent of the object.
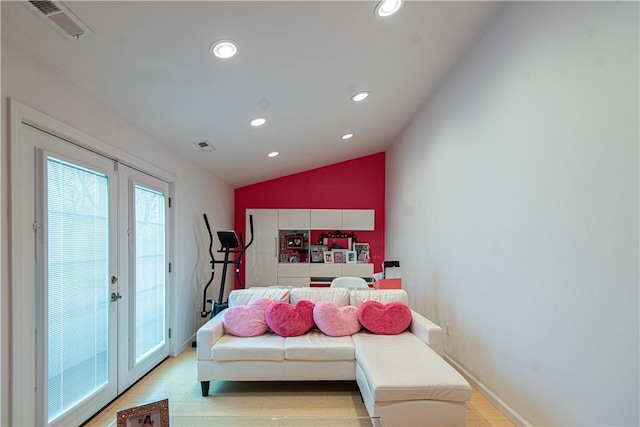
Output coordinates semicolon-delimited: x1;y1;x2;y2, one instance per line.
267;151;279;158
250;117;266;127
351;91;370;102
341;133;354;140
375;0;402;18
210;40;238;59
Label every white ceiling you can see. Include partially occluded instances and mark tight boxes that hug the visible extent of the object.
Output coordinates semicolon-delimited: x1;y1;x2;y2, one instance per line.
1;1;501;188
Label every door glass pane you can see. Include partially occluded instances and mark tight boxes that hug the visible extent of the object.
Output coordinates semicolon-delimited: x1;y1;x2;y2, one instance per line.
134;185;166;363
47;157;109;423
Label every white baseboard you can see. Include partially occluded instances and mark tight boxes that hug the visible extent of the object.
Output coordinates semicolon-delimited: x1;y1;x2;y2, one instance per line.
174;334;196;356
444;354;531;427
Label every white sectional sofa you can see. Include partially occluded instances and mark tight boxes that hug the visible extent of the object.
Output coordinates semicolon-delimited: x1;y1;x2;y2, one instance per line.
196;287;471;427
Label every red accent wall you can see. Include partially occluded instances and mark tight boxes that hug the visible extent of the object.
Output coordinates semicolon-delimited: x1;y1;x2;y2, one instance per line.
234;152;385;285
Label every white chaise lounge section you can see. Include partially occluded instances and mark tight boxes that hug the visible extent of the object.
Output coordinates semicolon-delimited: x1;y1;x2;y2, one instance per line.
353;332;471;427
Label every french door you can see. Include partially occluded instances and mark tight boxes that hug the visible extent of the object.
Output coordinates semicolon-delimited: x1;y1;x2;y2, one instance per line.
117;166;170;392
36;145;118;427
24;124;170;426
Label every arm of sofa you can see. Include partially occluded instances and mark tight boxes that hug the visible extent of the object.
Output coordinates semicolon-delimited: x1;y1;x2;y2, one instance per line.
196;310;227;361
410;310;444;357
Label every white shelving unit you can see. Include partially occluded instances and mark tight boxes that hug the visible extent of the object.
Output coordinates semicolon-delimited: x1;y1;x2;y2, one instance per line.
245;208;375;287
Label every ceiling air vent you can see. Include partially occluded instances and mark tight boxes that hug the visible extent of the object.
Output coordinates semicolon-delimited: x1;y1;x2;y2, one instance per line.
194;140;215;153
25;1;91;40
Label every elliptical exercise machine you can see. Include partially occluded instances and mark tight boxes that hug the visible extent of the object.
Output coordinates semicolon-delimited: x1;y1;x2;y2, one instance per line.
200;214;254;318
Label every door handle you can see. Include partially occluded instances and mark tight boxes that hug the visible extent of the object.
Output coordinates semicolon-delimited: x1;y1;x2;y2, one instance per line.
110;292;122;302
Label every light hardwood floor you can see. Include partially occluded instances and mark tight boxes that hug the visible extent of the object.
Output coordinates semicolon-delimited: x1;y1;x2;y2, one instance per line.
83;347;513;427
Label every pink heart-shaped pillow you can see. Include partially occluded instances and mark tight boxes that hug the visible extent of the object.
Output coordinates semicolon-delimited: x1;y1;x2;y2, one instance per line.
222;297;274;337
357;300;412;335
313;301;361;337
265;300;315;337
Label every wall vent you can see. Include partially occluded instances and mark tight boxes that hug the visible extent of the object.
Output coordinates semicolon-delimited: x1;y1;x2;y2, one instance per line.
194;140;215;153
25;1;91;40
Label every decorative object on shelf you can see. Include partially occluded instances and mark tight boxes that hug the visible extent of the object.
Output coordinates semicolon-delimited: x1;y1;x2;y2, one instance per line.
346;250;357;263
286;234;304;249
354;242;371;263
333;249;346;263
317;231;358;250
323;250;334;263
280;250;302;263
324;237;351;250
310;245;327;263
117;399;169;427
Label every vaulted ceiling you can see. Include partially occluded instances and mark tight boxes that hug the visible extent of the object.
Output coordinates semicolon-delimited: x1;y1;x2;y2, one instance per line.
1;1;501;187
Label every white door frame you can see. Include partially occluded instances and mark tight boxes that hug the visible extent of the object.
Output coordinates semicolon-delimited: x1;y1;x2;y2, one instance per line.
9;99;177;426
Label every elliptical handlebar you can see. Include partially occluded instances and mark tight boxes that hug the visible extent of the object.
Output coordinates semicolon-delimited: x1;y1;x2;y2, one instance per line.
203;214;215;262
246;214;255;250
235;215;254;258
200;213;215;318
233;214;253;290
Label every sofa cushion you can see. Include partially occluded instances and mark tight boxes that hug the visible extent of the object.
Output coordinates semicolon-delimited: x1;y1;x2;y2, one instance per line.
265;300;315;337
353;332;472;403
357;301;412;335
350;289;409;307
228;287;290;307
313;301;361;337
290;287;350;306
222;297;273;337
211;333;285;361
285;331;355;361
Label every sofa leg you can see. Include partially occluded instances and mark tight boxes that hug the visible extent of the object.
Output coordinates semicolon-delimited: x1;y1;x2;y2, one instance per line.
201;381;210;397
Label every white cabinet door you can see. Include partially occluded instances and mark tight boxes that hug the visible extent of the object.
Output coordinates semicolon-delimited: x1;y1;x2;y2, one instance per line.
311;209;375;230
342;263;374;278
310;263;342;278
310;209;342;229
278;209;310;229
278;263;310;287
342;209;375;230
245;209;278;287
278;263;310;278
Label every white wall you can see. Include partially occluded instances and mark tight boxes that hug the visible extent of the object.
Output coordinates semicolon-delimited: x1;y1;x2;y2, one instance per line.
0;40;4;427
1;39;233;423
386;2;638;426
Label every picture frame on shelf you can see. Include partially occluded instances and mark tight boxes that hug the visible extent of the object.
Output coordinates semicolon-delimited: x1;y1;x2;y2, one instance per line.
323;251;334;263
346;250;357;263
117;399;169;427
286;234;305;250
353;243;370;263
310;245;327;263
333;249;346;264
